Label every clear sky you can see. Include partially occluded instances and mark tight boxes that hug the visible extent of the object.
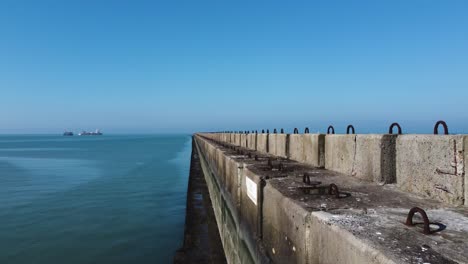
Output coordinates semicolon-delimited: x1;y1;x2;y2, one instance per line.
1;0;467;134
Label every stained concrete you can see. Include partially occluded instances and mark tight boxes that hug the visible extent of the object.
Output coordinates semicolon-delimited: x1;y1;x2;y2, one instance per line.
174;140;227;264
325;134;356;175
196;134;468;264
288;134;325;167
241;134;248;148
396;135;466;206
247;134;257;150
354;134;397;184
257;134;268;154
465;136;468;206
266;134;288;157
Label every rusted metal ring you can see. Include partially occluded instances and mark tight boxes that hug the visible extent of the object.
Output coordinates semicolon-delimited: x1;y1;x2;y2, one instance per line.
273;129;277;134
328;184;340;198
278;162;284;171
434;120;448;135
267;158;273;170
405;207;431;235
346;125;355;134
280;128;284;134
293;128;299;134
327;126;335;134
303;172;311;185
388;123;402;135
304;127;309;134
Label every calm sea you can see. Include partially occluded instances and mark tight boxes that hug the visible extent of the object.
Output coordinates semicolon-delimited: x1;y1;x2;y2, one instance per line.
0;135;191;264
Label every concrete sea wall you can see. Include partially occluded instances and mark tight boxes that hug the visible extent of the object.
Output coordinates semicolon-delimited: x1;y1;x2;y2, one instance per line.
195;131;468;264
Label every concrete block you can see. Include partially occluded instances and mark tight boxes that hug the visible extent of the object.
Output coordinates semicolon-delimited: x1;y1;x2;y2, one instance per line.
240;134;248;148
247;134;257;151
262;183;311;264
274;134;287;158
225;157;241;209
288;134;327;167
304;134;326;168
268;134;276;155
288;134;304;162
396;135;466;205
235;134;241;146
257;134;268;154
239;167;262;241
325;135;356;175
466;136;468;206
353;135;397;183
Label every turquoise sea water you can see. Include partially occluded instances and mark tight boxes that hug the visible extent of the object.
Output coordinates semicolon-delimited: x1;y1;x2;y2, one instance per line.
0;135;191;264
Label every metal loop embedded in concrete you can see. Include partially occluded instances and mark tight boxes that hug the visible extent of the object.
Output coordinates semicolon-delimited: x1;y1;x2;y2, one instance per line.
303;172;310;184
346;125;355;134
293;128;299;134
328;183;340;198
327;126;335;134
434;120;449;135
388;123;402;135
405;207;431;235
304;127;309;134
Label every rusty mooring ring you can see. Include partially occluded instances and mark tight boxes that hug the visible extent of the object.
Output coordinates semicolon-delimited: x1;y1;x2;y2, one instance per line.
304;127;310;134
293;128;299;134
346;125;355;134
303;172;311;184
388;123;402;135
405;207;431;235
327;126;335;134
434;120;448;135
328;184;340;198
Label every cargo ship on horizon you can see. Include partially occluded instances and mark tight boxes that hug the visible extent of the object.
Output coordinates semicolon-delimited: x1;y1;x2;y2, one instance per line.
78;129;103;136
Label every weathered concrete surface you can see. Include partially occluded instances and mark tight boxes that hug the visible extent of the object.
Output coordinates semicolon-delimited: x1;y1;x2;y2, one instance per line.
247;134;257;150
466;136;468;206
325;135;356;175
266;134;288;157
354;134;397;184
196;133;468;264
257;134;268;154
396;135;466;206
174;139;227;264
288;134;325;167
241;134;248;148
325;134;397;184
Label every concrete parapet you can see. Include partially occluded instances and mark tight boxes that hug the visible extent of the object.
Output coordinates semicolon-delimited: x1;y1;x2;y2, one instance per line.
235;133;241;146
257;134;269;154
194;134;468;263
288;134;325;167
241;134;248;148
324;134;397;184
325;135;356;175
267;134;288;158
247;134;257;150
396;135;466;205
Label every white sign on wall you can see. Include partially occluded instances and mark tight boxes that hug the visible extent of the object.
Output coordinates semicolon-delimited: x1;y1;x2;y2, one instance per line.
246;176;257;205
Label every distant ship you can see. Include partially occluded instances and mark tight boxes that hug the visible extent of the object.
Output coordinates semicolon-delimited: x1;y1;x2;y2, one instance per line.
63;131;74;136
78;129;103;136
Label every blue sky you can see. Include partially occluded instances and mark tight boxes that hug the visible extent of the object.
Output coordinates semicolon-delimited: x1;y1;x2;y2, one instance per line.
0;0;467;134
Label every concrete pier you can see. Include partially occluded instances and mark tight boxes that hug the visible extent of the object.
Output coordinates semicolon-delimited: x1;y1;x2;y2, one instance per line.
193;131;468;264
